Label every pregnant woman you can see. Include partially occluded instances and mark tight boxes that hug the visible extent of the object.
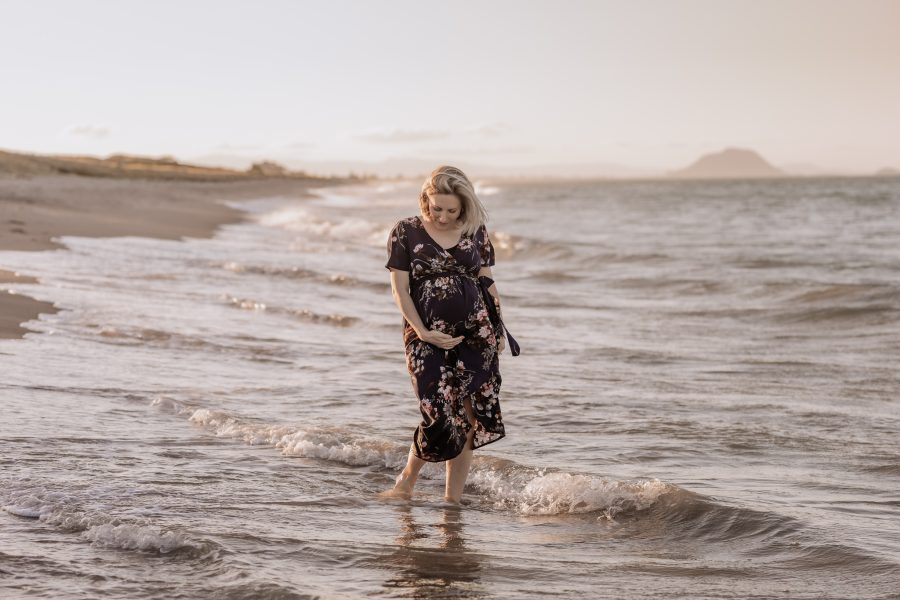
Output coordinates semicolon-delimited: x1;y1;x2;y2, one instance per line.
379;165;518;504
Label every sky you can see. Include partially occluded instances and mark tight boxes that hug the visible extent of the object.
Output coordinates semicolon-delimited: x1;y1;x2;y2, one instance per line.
2;0;899;175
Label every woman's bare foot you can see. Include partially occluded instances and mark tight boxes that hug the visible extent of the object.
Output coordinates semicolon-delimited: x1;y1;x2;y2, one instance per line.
377;472;416;500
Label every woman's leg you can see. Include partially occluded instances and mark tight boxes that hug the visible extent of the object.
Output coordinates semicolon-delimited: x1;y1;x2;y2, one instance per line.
379;443;427;499
444;397;477;503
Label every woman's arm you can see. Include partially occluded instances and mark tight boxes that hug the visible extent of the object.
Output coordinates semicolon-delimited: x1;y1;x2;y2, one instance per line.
478;265;507;353
389;268;428;337
389;268;463;349
477;265;503;320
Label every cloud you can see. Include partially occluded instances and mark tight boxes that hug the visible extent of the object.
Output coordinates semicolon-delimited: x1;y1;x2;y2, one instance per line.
420;144;536;156
351;123;512;145
354;128;451;143
282;141;315;150
214;143;264;152
207;141;316;156
64;124;111;139
462;122;509;137
463;144;536;155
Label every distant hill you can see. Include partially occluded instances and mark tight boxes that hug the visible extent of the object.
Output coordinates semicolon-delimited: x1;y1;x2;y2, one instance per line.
668;147;786;180
0;149;336;182
875;167;900;177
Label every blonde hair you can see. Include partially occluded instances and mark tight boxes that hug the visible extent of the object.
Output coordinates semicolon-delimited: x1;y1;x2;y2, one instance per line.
418;165;488;236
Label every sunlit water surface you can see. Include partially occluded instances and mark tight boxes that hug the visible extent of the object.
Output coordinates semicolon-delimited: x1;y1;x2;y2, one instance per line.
2;177;899;598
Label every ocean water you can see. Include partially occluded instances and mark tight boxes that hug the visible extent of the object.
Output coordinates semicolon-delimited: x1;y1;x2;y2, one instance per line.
2;177;899;599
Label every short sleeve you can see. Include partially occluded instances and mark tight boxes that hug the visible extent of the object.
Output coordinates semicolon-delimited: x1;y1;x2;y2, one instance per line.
479;225;496;267
385;220;411;271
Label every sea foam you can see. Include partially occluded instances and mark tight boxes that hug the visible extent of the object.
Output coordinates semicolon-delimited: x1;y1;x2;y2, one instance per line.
1;482;216;557
168;397;676;518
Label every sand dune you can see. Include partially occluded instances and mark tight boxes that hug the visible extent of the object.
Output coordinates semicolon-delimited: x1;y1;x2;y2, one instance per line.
0;148;327;181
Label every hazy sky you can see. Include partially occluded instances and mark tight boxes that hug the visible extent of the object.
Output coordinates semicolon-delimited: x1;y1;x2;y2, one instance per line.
2;0;898;173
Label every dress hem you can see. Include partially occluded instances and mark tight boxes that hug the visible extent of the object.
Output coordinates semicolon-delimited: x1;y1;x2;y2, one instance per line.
413;431;506;463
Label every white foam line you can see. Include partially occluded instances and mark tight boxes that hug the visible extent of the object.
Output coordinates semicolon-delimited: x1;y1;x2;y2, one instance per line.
162;397;676;518
468;468;671;519
2;483;212;556
186;406;409;469
82;522;199;554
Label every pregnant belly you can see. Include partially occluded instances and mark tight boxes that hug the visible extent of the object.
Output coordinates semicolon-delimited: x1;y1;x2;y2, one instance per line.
416;280;482;332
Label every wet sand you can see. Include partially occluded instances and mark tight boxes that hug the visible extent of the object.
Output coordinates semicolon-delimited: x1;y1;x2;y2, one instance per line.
0;174;342;338
0;269;57;338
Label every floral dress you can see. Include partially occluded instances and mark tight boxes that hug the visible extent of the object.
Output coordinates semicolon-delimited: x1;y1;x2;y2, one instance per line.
385;215;506;462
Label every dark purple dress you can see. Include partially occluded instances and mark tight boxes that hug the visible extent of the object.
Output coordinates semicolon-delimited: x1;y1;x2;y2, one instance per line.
385;215;506;462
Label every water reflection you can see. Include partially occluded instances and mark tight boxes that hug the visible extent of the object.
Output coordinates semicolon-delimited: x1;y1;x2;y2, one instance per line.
380;504;488;599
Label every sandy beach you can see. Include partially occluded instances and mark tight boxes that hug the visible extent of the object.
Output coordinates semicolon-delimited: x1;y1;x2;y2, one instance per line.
0;173;344;339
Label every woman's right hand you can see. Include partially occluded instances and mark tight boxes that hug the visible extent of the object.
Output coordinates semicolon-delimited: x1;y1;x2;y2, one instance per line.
418;329;465;349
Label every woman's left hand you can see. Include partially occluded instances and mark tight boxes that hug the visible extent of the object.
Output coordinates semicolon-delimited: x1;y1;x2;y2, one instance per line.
498;335;506;354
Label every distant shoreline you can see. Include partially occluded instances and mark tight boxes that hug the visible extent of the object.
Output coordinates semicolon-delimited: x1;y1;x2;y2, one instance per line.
0;173;350;339
4;146;897;183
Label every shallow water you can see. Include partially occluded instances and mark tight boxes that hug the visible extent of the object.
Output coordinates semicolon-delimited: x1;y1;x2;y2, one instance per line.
2;177;899;598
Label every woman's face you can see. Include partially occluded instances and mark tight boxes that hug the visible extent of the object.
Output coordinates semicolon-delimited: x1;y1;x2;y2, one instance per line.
425;193;462;228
